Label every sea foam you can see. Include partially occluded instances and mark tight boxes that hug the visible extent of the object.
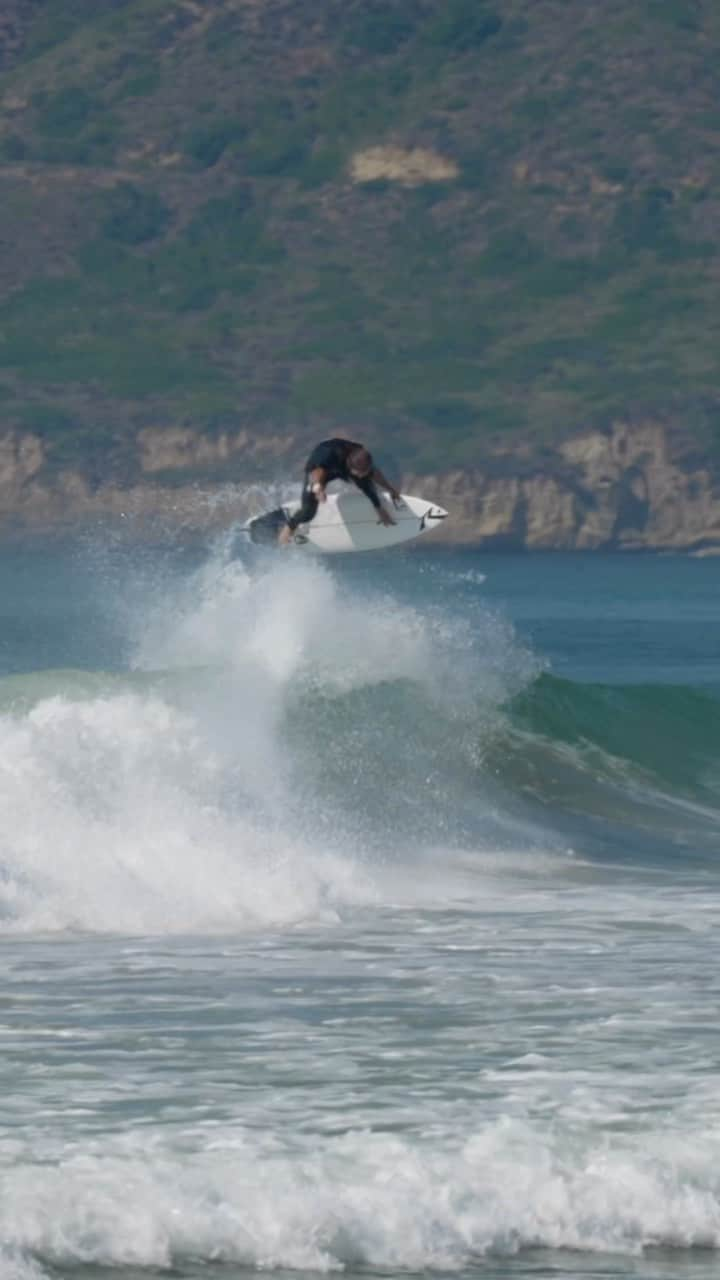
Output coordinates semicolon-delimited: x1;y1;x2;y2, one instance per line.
2;1122;719;1274
0;552;532;934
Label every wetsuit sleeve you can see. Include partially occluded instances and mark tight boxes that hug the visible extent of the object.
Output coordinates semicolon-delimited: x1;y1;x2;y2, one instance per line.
352;473;382;509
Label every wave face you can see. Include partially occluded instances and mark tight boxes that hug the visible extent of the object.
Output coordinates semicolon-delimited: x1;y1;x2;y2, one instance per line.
491;674;720;860
512;674;720;803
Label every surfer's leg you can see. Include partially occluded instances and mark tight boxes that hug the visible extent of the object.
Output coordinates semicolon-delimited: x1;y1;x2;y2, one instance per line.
279;476;318;543
287;480;318;532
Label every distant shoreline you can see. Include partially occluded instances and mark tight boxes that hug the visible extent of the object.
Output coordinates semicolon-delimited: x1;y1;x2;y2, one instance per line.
1;419;719;554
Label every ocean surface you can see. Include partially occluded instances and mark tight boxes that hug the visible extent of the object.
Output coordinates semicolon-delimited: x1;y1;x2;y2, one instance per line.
1;533;719;1280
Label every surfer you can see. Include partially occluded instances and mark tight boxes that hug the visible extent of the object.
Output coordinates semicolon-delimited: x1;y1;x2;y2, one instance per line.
278;438;402;545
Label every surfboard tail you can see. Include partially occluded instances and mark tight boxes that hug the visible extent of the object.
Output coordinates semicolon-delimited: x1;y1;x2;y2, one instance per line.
245;506;290;546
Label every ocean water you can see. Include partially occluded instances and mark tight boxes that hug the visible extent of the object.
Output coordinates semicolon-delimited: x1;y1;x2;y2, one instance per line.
1;535;719;1280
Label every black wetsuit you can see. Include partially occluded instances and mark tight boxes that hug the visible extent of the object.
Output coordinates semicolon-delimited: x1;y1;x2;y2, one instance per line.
287;438;381;532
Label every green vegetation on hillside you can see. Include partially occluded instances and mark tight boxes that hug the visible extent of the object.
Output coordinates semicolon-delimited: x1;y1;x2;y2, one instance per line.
1;0;719;475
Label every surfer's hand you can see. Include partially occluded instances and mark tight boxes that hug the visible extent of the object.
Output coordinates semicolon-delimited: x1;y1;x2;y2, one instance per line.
390;490;402;508
377;507;396;527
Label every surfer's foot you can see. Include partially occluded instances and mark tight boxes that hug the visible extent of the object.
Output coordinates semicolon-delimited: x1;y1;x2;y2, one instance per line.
278;524;293;546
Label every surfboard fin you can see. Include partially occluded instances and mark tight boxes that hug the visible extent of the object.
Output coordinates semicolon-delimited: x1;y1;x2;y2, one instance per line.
419;506;448;532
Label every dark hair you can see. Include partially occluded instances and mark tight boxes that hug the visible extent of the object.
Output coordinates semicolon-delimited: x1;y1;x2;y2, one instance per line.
348;446;373;474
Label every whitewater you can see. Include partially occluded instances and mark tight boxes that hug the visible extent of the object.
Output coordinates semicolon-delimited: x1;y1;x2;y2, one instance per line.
1;538;719;1280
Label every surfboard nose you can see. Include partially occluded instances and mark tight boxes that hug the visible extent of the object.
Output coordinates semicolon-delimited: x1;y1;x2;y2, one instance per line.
419;503;448;531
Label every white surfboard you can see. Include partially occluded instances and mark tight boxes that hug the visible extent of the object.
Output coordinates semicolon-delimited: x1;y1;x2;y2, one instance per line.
245;490;448;553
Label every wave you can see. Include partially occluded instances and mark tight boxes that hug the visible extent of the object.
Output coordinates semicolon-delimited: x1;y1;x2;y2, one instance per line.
0;551;717;936
0;553;536;934
511;674;720;805
487;675;720;857
2;1122;719;1277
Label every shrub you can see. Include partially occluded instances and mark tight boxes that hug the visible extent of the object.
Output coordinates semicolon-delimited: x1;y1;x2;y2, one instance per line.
243;131;310;177
18;405;76;435
75;239;153;297
316;71;393;141
478;230;543;275
341;1;420;54
34;86;99;136
186;117;246;168
175;282;218;313
612;186;679;257
120;67;162;99
459;148;489;189
410;398;477;430
205;13;241;54
0;134;27;161
187;185;254;242
164;185;282;295
522;257;605;298
650;0;701;30
100;183;172;245
423;0;502;52
298;146;344;188
19;1;130;62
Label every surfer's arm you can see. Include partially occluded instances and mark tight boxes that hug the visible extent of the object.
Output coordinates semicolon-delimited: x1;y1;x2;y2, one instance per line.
352;472;382;509
370;467;401;505
353;473;396;526
308;467;328;502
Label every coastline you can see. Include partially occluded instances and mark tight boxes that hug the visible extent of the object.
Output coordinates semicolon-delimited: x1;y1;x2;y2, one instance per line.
1;420;719;553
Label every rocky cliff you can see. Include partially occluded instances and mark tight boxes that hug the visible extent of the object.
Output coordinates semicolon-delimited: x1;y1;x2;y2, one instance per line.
1;421;718;552
408;422;720;552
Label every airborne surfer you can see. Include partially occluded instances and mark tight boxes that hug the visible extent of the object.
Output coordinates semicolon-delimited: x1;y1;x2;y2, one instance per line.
278;438;401;545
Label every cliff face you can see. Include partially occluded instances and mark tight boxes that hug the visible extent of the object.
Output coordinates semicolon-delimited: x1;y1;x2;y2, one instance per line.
408;422;720;552
1;421;719;552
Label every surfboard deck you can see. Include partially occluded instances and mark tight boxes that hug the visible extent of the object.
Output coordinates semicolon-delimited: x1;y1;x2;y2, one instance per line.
245;490;448;553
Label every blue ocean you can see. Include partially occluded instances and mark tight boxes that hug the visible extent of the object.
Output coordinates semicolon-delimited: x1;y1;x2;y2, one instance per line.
1;536;719;1280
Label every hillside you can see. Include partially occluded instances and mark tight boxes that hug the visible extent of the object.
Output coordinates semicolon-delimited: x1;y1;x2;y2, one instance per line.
1;0;720;490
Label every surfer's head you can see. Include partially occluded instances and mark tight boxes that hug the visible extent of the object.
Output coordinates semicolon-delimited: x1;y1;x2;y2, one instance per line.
347;446;373;478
